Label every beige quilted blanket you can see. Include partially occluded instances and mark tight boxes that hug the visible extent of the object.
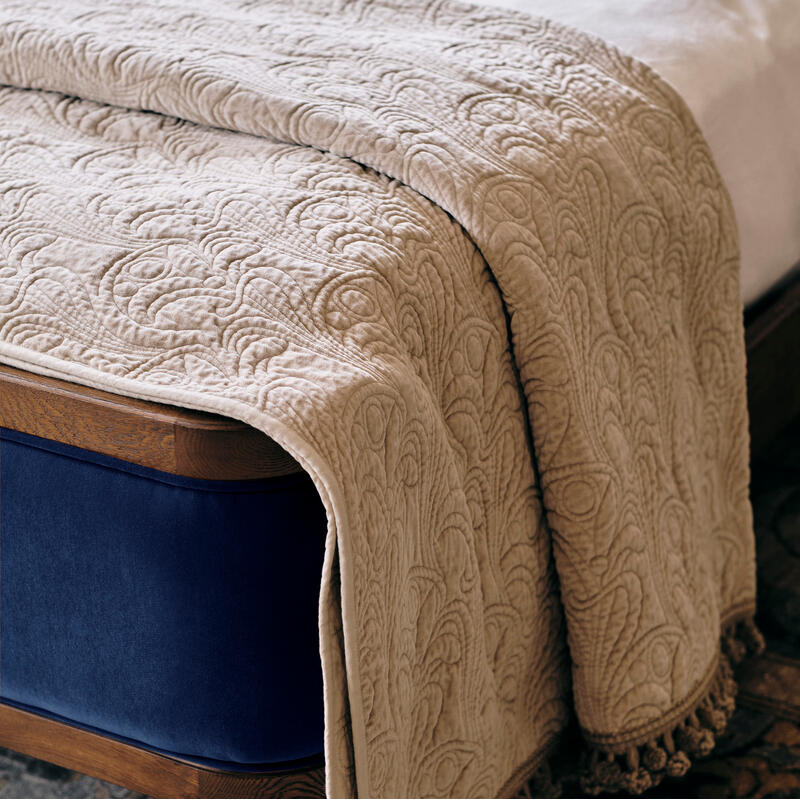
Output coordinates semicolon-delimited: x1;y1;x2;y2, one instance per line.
0;0;760;795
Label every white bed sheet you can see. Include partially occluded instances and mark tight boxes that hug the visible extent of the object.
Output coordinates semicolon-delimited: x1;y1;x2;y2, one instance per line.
478;0;800;305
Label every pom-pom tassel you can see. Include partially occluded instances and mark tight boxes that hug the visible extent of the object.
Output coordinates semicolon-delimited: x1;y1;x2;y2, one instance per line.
642;738;667;772
577;616;763;795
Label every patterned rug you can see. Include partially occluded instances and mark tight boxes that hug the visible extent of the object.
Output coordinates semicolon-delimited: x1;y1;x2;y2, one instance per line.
2;426;800;798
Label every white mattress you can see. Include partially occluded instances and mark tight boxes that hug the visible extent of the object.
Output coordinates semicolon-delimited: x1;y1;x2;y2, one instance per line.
478;0;800;305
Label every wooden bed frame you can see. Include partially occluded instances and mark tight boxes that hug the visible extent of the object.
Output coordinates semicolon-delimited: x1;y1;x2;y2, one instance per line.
0;705;325;798
744;266;800;456
0;268;798;798
0;368;323;797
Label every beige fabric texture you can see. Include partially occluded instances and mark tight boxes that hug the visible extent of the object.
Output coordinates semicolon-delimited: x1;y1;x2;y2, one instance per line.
0;0;757;796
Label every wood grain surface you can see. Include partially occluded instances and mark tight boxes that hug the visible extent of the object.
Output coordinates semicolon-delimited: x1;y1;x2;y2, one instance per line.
0;363;302;480
0;704;325;799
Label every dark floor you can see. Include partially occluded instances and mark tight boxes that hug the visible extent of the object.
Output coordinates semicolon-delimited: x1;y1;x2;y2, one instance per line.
0;747;140;799
2;423;800;798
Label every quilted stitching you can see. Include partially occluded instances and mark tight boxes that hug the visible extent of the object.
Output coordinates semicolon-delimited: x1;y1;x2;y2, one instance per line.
0;1;756;796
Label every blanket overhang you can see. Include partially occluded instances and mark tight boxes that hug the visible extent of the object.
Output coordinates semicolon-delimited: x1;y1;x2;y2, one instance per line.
0;0;760;795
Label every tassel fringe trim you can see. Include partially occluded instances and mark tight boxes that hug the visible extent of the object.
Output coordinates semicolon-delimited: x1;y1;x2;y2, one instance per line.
580;617;764;795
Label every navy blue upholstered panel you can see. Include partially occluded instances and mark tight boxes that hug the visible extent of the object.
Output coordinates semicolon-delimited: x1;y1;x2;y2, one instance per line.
0;427;326;766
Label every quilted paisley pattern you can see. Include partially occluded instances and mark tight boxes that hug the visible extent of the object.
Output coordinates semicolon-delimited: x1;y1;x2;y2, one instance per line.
0;0;756;796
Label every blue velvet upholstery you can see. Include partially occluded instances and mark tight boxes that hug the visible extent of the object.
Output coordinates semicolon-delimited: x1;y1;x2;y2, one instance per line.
0;427;326;766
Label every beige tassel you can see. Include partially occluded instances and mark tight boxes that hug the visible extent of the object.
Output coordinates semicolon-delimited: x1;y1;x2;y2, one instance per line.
698;697;728;734
666;749;691;778
642;738;667;772
576;617;762;794
740;618;766;655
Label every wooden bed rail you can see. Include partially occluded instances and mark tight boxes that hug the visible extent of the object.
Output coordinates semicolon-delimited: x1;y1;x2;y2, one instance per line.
0;704;325;798
0;364;301;480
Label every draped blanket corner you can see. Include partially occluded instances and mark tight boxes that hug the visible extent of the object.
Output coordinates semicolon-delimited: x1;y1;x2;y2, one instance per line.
0;0;759;795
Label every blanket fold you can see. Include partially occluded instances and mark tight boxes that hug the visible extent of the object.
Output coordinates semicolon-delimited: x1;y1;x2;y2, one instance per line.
0;0;759;795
